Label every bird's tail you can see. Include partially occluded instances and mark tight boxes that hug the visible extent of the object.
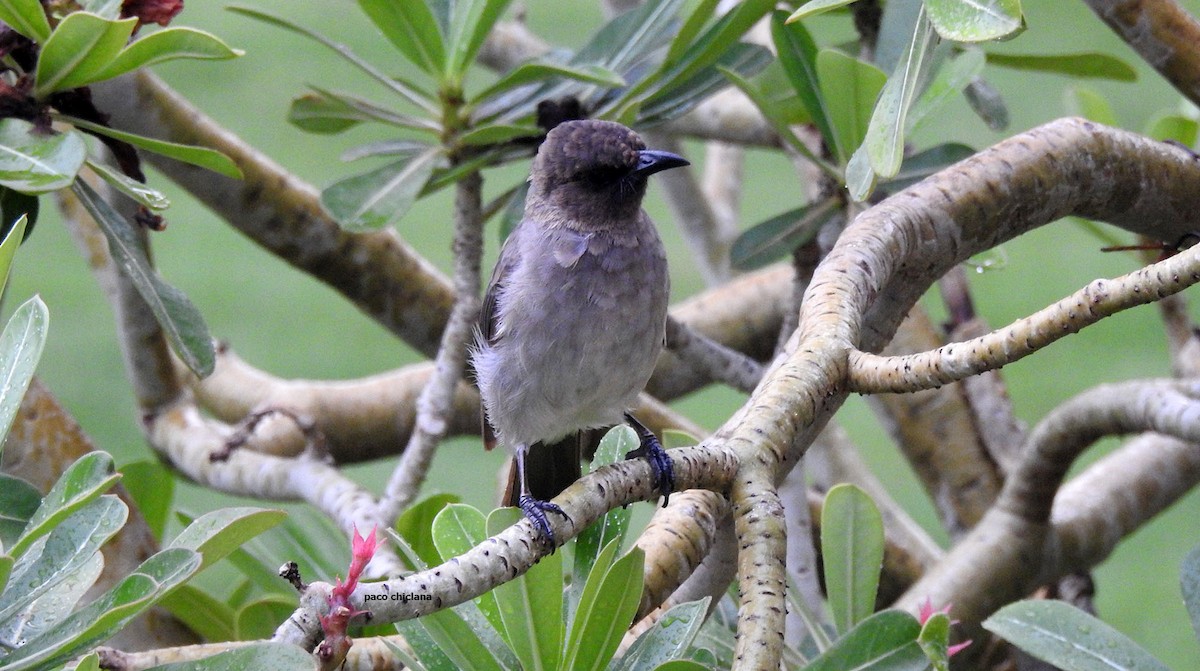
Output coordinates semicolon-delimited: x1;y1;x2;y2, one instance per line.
500;431;596;507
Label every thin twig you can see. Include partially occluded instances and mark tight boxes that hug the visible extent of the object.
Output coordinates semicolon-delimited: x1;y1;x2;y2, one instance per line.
665;316;764;394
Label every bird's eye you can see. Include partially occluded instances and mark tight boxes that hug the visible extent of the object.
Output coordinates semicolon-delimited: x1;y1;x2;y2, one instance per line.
578;164;627;186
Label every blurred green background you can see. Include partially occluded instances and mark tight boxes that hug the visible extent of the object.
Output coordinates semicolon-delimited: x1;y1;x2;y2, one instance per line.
6;0;1200;665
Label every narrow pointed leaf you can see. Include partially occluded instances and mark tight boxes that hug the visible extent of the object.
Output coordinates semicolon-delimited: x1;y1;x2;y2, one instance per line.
288;87;441;135
613;597;710;671
33;13;138;97
864;7;936;178
0;213;27;301
447;0;515;78
86;159;170;210
72;179;215;377
64;115;242;179
666;0;720;65
986;52;1136;81
730;197;840;271
787;0;856;23
0;550;103;647
821;484;884;634
14;451;118;559
395;493;461;568
0;0;51;42
804;610;927;671
116;460;174;540
321;148;440;231
0;188;39;243
1147;114;1199;147
772;11;838;157
235;595;298;640
475;62;625;103
0;496;126;625
168;507;286;573
925;0;1024;43
1;548;202;671
94;27;243;83
562;546;644;671
64;652;101;671
0;120;87;193
457;124;542;146
846;141;877;201
420;606;512;671
357;0;445;74
984;600;1170;671
817;50;887;166
566;538;622;658
720;66;829;171
639;42;772;125
571;426;636;601
431;503;502;637
908;48;986;134
392;620;455;671
644;0;774;102
488;507;563;671
0;296;47;467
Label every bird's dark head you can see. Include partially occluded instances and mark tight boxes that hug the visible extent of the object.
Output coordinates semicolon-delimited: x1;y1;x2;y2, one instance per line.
529;120;688;228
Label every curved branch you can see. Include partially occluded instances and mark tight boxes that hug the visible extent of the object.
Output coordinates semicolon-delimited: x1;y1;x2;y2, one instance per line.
1083;0;1200;108
848;244;1200;393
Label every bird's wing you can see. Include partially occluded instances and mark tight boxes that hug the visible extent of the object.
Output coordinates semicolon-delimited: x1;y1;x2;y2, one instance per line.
478;219;526;451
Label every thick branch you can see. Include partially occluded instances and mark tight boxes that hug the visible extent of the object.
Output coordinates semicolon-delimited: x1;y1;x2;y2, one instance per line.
1083;0;1200;108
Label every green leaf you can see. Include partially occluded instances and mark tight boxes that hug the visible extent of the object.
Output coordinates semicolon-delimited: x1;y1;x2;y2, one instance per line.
2;547;201;671
720;67;823;169
85;159;170;211
567;537;622;655
226;6;436;114
613;597;710;671
71;180;216;376
81;0;121;19
805;610;927;671
431;503;505;644
33;13;138;97
925;0;1024;43
321;148;441;231
63;115;242;179
487;507;563;671
917;612;953;671
136;642;317;671
94;27;242;83
730;197;839;272
357;0;445;74
1147;114;1199;147
863;7;937;178
0;473;40;549
786;0;856;23
574;0;684;73
1065;86;1118;127
396;493;461;568
646;663;711;671
0;213;27;303
845;143;876;202
0;188;38;244
639;43;772;125
289;87;441;135
118;460;174;541
11;451;117;559
158;583;238;642
963;77;1009;130
571;426;637;605
984;600;1171;671
235;595;298;640
0;120;87;194
0;550;103;648
168;507;286;574
392;619;456;671
419;606;511;671
772;11;838;158
0;496;126;626
562;546;645;671
474;62;625;103
457;124;542;146
445;0;515;79
817;50;887;166
0;0;51;42
64;651;101;671
666;0;720;66
907;48;986;134
986;51;1137;81
1182;542;1200;641
876;143;976;193
821;484;884;634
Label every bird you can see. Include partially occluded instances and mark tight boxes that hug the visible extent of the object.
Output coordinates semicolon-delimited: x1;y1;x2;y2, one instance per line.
472;119;688;542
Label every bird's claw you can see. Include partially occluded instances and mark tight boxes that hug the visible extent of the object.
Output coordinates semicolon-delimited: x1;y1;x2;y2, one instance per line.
624;413;675;507
519;495;571;546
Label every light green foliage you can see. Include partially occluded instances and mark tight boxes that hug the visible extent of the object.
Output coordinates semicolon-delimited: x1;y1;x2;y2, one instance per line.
141;642;318;671
820;484;884;635
985;600;1172;671
0;121;86;195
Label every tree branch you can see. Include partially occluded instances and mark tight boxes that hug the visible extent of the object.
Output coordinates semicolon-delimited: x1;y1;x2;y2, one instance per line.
1083;0;1200;108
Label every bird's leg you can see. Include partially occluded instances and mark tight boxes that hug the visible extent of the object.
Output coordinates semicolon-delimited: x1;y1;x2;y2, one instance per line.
515;443;570;545
623;412;675;507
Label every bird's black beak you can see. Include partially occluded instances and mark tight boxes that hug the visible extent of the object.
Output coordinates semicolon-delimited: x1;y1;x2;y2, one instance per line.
632;149;690;178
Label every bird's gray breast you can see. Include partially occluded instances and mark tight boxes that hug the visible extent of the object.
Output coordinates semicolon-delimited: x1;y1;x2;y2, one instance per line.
478;220;669;447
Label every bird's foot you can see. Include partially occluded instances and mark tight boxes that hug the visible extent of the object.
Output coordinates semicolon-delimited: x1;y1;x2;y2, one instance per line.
518;495;571;546
623;413;675;507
